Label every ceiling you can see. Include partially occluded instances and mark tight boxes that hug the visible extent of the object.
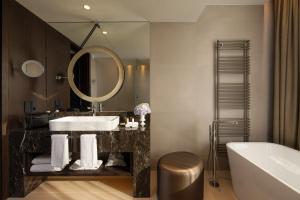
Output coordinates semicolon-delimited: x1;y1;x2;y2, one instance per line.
16;0;264;22
50;22;150;59
16;0;264;59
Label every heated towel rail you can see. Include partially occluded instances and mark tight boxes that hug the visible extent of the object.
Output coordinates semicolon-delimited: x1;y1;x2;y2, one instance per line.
214;40;250;154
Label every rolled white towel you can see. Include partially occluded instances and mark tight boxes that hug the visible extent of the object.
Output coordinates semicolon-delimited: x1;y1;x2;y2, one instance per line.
30;164;62;172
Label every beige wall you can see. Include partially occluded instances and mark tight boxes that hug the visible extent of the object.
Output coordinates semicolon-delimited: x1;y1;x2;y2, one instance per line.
93;59;136;111
134;60;150;105
90;58;150;111
91;57;119;97
150;5;271;166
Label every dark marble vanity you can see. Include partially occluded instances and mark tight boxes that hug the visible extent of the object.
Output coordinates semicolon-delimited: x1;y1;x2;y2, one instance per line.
9;112;150;198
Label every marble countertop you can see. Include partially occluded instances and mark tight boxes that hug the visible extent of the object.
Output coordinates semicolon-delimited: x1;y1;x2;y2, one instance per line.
11;124;149;134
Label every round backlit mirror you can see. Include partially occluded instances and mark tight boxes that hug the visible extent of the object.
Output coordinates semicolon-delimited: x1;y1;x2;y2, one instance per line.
67;46;125;103
21;60;45;78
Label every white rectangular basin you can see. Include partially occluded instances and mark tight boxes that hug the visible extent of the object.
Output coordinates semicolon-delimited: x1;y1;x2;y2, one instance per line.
49;116;120;131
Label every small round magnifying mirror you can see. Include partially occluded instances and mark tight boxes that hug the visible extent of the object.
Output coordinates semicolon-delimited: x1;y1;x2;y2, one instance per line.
21;60;45;78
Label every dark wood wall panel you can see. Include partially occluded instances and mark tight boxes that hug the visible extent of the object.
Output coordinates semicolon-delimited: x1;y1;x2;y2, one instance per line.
2;0;72;198
8;1;47;128
0;1;8;199
2;1;11;198
46;27;70;110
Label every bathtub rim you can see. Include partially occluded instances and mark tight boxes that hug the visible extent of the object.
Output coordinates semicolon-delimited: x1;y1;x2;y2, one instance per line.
227;142;300;195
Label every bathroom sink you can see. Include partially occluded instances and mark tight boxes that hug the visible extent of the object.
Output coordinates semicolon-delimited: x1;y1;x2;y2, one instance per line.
49;116;120;131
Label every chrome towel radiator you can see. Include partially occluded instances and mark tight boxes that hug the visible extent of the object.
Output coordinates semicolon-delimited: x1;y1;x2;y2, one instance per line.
208;40;250;187
215;40;250;152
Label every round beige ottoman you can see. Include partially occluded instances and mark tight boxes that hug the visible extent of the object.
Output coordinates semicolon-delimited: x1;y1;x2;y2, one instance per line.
157;152;204;200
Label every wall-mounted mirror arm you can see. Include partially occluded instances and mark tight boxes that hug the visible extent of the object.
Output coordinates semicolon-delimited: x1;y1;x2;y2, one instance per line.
55;74;68;81
80;23;101;48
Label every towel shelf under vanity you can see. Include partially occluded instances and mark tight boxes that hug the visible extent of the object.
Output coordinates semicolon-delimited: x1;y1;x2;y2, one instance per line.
9;125;150;198
27;152;133;176
27;163;132;177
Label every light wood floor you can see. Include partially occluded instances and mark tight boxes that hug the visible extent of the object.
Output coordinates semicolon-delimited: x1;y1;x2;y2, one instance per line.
9;171;237;200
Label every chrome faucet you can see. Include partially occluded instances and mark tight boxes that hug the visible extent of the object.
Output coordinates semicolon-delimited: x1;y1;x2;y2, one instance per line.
88;103;103;116
92;105;97;116
98;103;103;112
87;105;97;116
208;119;239;188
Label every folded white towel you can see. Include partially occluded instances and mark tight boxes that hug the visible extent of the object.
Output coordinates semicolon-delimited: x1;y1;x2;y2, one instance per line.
69;159;102;170
32;154;72;165
32;155;51;165
80;134;98;169
51;134;69;168
30;164;62;172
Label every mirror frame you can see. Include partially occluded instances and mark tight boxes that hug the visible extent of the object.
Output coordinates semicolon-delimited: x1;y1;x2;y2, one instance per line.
21;60;45;78
67;46;125;103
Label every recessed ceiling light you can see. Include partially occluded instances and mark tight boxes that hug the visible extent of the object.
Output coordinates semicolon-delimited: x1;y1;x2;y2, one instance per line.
83;4;91;10
102;31;108;35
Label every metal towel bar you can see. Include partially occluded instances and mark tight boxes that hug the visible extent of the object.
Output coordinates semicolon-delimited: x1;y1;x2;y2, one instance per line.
214;40;250;153
208;40;250;188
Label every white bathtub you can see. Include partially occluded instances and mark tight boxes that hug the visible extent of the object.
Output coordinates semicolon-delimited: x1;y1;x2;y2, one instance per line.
227;142;300;200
